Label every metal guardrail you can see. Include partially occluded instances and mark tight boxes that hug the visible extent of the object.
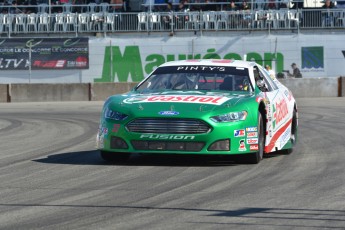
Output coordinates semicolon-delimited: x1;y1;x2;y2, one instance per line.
0;7;344;37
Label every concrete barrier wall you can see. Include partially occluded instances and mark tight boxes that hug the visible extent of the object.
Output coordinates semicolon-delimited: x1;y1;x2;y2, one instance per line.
279;78;339;98
10;84;90;102
0;78;344;103
0;84;8;103
91;82;138;101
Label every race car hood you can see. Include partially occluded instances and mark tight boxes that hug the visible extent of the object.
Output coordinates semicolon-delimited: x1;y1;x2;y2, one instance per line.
105;91;256;119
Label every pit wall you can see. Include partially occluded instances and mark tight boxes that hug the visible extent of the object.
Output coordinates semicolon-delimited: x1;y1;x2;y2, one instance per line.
1;78;344;103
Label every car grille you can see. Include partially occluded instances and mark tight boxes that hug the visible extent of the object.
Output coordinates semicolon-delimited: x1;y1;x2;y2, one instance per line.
131;140;205;152
126;118;211;134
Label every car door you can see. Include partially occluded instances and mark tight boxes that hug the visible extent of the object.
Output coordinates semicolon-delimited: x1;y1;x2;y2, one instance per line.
254;65;293;152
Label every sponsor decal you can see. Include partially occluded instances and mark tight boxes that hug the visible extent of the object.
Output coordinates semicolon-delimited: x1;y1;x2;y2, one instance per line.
267;99;272;121
97;125;107;149
176;66;226;72
234;129;245;137
255;94;269;104
0;58;26;68
33;60;66;68
97;134;104;149
0;38;89;70
70;56;88;68
96;45;285;83
112;124;121;132
186;60;202;62
250;144;259;151
239;139;246;151
99;127;108;135
247;138;259;144
288;91;292;101
247;132;258;138
212;60;233;63
301;46;324;71
26;39;44;48
280;126;291;148
123;95;229;105
246;127;258;132
273;99;289;129
159;111;180;116
140;134;195;140
63;38;81;47
256;97;264;103
265;118;292;153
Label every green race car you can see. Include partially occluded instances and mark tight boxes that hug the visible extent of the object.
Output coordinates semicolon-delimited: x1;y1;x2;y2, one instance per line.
97;59;298;164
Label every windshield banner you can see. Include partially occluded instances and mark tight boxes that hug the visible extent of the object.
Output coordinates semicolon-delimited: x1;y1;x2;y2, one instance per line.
0;38;89;70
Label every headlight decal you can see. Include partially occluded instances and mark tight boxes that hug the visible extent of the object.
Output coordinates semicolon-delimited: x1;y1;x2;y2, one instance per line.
210;111;248;123
104;107;128;121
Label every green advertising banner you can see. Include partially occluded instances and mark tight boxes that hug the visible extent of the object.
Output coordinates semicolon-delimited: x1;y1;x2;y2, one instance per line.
0;38;89;70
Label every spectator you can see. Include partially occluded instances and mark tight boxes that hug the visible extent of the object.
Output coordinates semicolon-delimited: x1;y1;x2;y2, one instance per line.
322;0;335;27
72;0;84;13
25;0;38;13
203;0;217;11
239;0;250;10
178;0;189;12
162;2;175;29
267;0;276;9
10;1;22;13
111;0;123;11
322;0;334;8
226;1;239;28
278;0;289;9
287;63;302;78
226;0;238;11
265;65;276;79
239;0;251;27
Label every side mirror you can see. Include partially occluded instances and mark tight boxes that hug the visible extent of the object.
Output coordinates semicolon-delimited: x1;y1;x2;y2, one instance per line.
256;80;268;92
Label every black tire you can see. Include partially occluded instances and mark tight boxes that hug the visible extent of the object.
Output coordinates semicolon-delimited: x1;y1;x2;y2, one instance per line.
100;151;130;163
243;112;265;164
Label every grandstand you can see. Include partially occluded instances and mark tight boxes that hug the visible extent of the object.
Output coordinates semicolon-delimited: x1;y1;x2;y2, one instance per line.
0;0;344;36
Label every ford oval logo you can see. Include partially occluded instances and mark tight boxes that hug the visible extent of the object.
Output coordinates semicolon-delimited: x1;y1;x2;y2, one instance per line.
159;111;179;116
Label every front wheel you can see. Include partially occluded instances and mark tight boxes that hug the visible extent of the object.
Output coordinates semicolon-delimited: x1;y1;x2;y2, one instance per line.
100;151;130;163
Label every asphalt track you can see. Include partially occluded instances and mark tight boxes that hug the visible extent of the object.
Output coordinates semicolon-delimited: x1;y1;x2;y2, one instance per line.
0;98;345;230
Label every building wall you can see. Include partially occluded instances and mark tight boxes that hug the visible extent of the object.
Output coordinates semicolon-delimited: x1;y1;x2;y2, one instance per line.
0;33;344;83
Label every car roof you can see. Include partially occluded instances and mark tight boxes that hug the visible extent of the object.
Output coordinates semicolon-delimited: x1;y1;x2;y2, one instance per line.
159;59;256;69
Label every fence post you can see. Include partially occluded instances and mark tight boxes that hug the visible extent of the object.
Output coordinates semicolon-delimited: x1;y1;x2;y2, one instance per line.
339;77;343;97
7;84;11;103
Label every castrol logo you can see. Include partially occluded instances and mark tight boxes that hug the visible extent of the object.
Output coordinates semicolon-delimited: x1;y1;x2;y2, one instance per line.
123;95;229;105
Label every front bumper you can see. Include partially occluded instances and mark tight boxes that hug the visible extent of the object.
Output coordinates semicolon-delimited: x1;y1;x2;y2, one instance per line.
97;118;259;155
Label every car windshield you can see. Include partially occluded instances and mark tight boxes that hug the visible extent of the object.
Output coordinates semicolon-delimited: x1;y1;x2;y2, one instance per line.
136;65;253;93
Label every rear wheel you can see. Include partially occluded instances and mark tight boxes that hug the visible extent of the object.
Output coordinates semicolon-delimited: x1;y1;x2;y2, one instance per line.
100;151;130;163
